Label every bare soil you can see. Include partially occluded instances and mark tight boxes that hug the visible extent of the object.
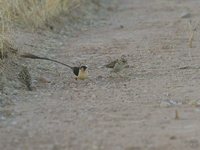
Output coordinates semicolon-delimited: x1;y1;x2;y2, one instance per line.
1;0;200;150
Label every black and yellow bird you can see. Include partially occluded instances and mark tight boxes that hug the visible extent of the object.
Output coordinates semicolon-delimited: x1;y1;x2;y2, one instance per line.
20;53;88;80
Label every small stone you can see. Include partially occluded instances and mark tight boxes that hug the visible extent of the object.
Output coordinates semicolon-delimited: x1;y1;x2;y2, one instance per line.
170;136;176;140
37;76;51;83
159;100;178;107
181;12;191;18
120;25;124;28
160;101;171;107
97;75;103;81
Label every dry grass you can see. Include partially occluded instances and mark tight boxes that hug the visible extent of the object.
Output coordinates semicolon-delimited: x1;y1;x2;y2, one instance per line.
0;0;11;59
188;20;199;48
0;0;82;28
0;0;84;58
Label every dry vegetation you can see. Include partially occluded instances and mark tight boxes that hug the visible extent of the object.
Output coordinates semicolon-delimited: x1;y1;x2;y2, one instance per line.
188;20;198;48
0;0;82;27
0;0;84;58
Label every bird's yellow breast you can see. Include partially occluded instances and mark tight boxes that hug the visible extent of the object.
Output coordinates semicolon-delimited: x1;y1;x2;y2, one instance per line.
77;70;88;80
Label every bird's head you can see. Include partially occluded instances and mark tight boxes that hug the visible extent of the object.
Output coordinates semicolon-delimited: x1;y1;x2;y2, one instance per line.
80;65;88;71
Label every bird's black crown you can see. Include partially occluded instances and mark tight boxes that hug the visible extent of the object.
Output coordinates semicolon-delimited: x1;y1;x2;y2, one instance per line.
80;65;87;70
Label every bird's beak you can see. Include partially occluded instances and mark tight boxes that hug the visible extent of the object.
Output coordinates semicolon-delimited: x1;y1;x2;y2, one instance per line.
80;68;85;72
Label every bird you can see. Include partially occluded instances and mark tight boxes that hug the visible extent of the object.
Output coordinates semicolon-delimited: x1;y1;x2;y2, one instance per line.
18;66;32;91
105;55;128;72
20;53;88;80
112;59;127;73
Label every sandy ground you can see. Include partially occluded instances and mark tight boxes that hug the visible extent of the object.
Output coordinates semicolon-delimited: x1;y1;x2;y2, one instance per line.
1;0;200;149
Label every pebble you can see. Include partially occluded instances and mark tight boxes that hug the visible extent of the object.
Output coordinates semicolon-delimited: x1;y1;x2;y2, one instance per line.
160;99;179;107
181;12;191;18
160;101;171;107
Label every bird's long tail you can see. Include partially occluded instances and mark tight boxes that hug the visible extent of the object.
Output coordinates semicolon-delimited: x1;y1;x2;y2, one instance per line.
20;53;73;69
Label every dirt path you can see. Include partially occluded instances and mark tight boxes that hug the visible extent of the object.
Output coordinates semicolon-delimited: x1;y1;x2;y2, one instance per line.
1;0;200;149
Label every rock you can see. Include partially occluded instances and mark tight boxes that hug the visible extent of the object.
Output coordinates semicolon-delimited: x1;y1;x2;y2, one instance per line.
181;12;191;18
37;76;51;84
120;25;124;29
160;99;179;107
160;101;172;107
